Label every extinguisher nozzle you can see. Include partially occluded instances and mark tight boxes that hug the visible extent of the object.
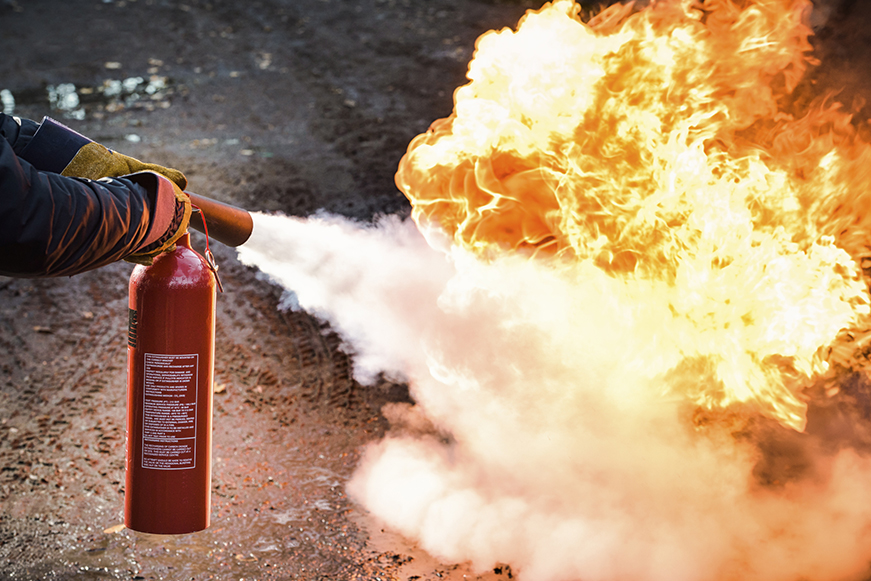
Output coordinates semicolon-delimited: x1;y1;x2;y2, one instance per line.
186;192;254;247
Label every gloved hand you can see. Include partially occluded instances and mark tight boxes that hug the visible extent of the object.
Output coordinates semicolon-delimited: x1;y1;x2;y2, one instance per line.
18;117;187;190
61;142;187;190
123;173;193;265
13;117;193;267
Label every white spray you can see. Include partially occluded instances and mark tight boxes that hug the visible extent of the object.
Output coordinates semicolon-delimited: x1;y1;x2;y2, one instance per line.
238;212;871;581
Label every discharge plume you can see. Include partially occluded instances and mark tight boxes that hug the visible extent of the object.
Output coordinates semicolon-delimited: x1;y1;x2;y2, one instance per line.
239;210;871;581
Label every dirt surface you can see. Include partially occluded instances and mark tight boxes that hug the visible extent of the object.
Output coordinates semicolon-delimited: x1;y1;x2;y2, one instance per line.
1;0;871;579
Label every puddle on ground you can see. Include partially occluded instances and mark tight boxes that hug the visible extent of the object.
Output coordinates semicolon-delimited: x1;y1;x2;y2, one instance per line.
1;88;14;114
2;74;175;121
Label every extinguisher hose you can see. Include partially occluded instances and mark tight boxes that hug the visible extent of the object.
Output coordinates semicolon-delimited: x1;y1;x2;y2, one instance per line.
186;192;254;247
190;206;225;294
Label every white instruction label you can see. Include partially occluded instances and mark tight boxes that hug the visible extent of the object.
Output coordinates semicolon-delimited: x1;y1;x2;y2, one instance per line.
142;353;198;470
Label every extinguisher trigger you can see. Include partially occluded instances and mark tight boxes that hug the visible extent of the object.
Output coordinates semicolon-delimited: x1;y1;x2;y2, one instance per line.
205;248;225;293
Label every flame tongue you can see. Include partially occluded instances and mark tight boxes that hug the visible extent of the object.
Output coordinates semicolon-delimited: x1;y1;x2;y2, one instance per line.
395;0;871;431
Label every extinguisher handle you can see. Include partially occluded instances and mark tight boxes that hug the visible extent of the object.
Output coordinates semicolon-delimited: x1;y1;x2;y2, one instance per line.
186;192;254;247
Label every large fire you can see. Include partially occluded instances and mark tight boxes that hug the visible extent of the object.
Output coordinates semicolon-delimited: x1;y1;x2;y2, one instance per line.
395;0;871;432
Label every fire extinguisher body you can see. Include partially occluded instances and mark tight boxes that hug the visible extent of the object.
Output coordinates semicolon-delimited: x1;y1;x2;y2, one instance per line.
126;233;216;534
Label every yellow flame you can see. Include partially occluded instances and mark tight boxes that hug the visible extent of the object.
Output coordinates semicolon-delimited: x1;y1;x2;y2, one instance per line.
395;0;871;431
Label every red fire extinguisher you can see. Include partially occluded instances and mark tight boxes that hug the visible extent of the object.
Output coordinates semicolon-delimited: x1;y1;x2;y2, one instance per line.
124;195;252;534
125;231;217;534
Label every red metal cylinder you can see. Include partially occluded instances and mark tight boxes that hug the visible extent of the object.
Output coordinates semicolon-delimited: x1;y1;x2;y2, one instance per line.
125;232;216;534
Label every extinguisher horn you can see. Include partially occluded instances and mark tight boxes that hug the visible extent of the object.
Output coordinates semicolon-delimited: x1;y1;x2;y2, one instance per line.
186;192;254;247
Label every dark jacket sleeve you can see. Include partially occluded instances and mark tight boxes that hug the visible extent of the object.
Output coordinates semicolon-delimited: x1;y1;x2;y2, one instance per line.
0;114;158;277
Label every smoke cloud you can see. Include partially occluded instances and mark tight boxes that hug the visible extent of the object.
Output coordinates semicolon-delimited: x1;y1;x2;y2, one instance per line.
238;212;871;581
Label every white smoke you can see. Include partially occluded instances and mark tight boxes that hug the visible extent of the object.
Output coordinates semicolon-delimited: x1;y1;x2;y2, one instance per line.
238;211;871;581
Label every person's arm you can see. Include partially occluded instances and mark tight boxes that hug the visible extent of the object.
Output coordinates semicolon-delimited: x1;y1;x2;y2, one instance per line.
0;132;184;277
0;113;38;153
0;115;190;277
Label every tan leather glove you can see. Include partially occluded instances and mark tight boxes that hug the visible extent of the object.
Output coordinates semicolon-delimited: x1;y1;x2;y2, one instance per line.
61;142;188;190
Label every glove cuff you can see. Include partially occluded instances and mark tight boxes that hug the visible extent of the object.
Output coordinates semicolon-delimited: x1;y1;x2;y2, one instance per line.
126;173;192;265
18;117;92;173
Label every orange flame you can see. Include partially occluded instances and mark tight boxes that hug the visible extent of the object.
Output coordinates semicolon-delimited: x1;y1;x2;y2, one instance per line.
395;0;871;431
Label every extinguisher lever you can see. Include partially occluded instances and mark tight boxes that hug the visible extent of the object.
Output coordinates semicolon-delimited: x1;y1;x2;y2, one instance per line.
185;192;254;247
